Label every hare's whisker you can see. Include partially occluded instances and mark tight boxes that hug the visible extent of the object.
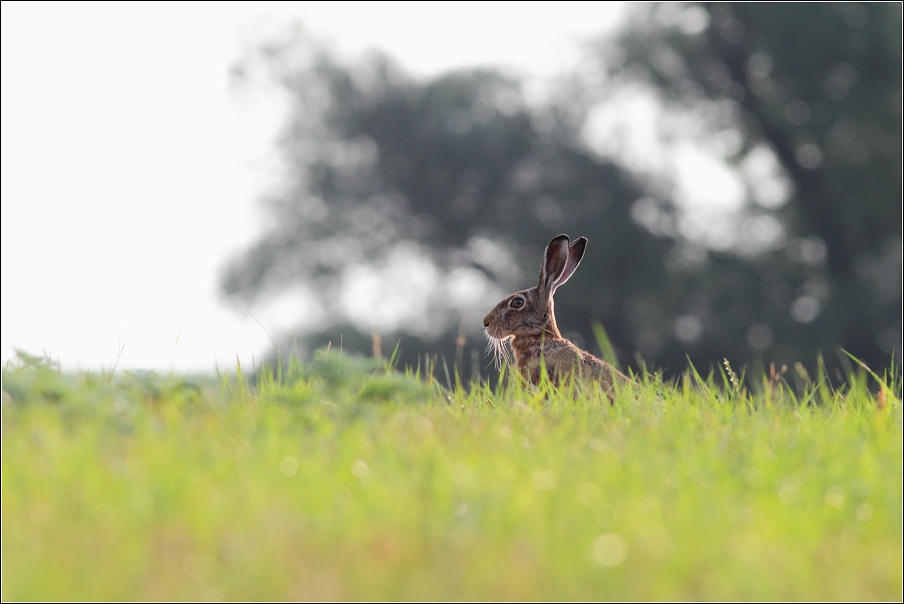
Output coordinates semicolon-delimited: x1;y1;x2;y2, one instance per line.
484;330;513;370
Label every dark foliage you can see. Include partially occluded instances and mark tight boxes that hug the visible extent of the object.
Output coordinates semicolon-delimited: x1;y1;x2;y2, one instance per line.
222;4;901;378
605;2;901;372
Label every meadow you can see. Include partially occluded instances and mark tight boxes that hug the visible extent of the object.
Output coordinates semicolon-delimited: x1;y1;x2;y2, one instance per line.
2;349;901;600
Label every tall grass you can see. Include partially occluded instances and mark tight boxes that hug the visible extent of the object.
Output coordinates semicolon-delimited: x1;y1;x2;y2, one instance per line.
2;349;901;600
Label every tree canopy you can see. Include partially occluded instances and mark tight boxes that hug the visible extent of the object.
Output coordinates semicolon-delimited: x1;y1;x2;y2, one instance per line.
222;3;901;378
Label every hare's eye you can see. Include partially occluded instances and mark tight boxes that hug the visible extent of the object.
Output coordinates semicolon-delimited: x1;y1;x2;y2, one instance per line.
509;296;525;309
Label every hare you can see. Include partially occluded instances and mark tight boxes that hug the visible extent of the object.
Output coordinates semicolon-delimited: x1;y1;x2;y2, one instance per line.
483;234;628;397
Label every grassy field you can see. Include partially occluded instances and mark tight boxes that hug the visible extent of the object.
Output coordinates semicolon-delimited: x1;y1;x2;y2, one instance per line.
2;350;901;600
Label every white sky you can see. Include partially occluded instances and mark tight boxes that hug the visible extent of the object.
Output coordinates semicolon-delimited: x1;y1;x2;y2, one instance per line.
1;1;633;373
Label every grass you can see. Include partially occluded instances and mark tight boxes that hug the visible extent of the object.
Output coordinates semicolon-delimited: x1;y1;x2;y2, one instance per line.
1;349;901;600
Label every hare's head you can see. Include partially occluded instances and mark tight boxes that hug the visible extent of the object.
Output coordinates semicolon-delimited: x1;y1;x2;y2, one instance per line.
482;234;587;348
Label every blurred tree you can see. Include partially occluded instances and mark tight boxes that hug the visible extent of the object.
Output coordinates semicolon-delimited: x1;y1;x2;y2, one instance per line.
597;1;901;373
222;3;901;379
221;29;676;377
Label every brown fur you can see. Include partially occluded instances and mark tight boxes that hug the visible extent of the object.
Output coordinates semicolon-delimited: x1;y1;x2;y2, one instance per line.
483;234;628;398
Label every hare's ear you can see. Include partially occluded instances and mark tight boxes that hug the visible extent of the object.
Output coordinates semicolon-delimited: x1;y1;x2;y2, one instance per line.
538;234;570;298
554;237;587;289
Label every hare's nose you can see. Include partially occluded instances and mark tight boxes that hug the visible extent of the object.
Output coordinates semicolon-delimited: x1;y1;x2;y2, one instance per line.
482;315;490;328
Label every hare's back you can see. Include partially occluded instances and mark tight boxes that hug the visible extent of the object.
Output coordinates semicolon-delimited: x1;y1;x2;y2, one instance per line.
577;350;625;390
545;339;619;386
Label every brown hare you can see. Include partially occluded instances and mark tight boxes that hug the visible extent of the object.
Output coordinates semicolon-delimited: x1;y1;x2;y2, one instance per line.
483;234;628;398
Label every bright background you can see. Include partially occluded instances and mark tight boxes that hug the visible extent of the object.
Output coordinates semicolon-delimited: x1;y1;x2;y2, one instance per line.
1;1;629;372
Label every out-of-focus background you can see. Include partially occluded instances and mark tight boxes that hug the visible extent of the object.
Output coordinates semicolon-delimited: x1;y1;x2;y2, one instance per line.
2;2;900;378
